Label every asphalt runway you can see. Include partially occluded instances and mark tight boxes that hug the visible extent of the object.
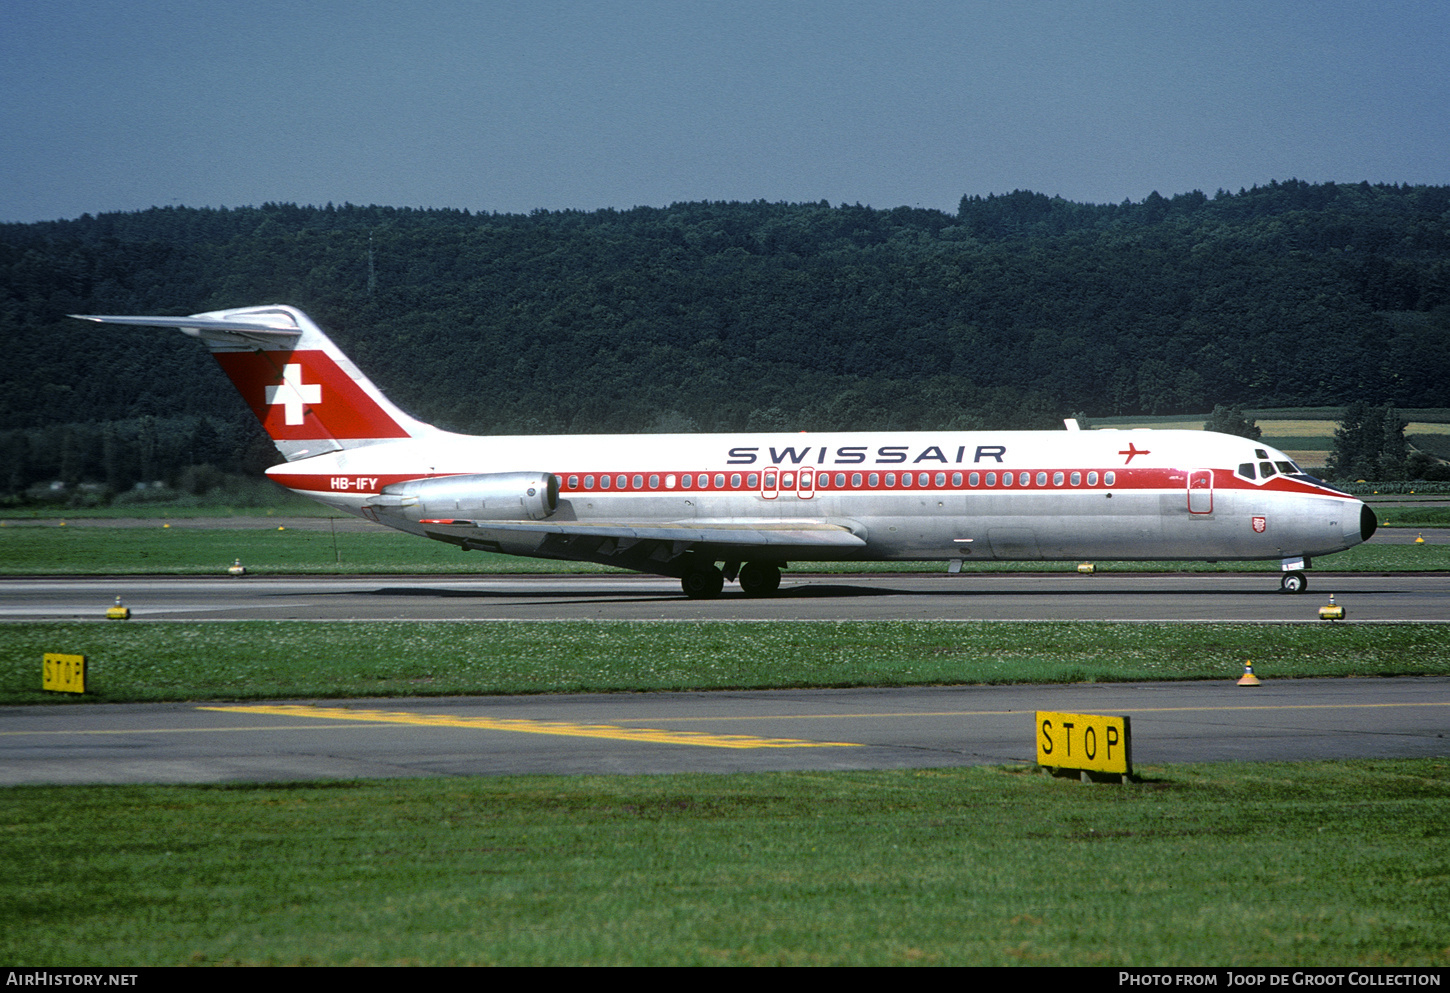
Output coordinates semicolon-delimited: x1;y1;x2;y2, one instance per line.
2;571;1447;622
4;677;1447;785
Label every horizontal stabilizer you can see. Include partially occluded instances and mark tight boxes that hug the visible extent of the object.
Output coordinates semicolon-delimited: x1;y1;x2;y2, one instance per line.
71;314;302;348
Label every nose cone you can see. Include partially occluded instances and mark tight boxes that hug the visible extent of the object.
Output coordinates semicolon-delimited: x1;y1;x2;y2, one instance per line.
1357;502;1378;544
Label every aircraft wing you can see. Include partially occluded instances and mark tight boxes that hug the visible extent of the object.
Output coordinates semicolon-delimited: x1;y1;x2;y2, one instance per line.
416;518;867;549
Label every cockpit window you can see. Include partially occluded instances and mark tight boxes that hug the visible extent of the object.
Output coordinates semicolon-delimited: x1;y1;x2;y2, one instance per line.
1238;463;1256;480
1259;462;1277;477
1255;449;1269;459
1276;461;1298;475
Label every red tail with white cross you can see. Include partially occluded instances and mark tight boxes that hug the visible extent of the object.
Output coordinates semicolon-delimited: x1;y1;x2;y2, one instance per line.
72;305;434;460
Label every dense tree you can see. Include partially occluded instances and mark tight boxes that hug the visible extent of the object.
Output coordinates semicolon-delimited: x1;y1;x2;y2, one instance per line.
1328;404;1411;480
2;182;1448;496
1203;404;1261;440
1378;405;1409;480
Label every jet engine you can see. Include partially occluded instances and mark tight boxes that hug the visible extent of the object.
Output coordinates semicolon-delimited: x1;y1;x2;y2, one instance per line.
366;472;559;522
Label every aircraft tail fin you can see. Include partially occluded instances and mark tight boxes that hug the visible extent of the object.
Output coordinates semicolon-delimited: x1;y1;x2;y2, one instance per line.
71;305;434;461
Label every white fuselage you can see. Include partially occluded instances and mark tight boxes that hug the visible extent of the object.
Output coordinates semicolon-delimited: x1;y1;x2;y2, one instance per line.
268;428;1369;565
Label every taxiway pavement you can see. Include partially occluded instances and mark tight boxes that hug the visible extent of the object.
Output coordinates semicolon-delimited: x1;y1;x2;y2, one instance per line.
2;572;1447;622
3;677;1447;784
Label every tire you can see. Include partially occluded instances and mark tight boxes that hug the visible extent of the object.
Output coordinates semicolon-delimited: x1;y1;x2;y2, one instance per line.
738;562;781;597
1280;571;1307;594
681;565;725;599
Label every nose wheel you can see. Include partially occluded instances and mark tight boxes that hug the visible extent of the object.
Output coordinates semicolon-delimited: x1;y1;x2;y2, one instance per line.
1280;571;1308;594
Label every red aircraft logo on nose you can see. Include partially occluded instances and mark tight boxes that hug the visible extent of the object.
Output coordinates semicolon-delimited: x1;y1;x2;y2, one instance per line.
1119;443;1150;464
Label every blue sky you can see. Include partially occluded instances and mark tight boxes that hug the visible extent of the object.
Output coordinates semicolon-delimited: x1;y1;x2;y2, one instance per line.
3;0;1447;222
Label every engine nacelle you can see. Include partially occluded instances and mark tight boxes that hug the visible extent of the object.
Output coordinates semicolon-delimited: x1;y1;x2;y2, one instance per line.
366;472;559;522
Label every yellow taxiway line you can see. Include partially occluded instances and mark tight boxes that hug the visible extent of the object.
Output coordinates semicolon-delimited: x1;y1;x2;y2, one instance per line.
200;704;862;750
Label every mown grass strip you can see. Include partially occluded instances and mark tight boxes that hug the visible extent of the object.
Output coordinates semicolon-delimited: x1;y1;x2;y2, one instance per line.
1;761;1446;966
4;621;1448;705
1;524;1446;574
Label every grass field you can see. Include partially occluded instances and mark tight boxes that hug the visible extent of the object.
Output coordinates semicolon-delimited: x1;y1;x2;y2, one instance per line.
2;761;1445;965
5;620;1449;706
0;522;1447;575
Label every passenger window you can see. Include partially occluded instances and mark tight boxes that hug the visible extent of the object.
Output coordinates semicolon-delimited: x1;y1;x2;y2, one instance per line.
731;473;741;488
818;474;829;489
1053;471;1064;486
885;473;896;486
665;474;676;489
567;475;578;489
714;474;725;488
600;475;611;489
584;475;595;489
747;473;758;488
969;472;980;486
918;473;930;487
1104;471;1115;486
763;472;775;488
1070;472;1080;486
782;472;795;488
935;472;946;486
851;473;862;487
616;475;627;489
951;472;962;486
1020;472;1031;486
1002;472;1013;487
985;472;996;486
1036;472;1047;486
1087;471;1098;486
649;474;659;489
632;474;644;489
835;473;845;487
868;473;879;486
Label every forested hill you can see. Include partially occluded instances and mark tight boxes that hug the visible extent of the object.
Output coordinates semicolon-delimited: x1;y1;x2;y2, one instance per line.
3;180;1447;440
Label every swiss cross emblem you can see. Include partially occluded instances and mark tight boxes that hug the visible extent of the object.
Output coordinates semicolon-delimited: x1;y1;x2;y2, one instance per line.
1252;516;1267;533
264;363;321;425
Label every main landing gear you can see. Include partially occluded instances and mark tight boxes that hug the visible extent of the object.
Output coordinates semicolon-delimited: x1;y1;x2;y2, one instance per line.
738;561;782;597
1280;571;1308;594
680;564;725;599
679;560;782;599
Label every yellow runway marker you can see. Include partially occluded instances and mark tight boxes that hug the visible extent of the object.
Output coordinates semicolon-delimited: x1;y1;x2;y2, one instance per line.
201;704;862;750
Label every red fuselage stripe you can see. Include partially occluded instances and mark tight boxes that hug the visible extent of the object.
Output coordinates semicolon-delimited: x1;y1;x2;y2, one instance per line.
277;468;1346;500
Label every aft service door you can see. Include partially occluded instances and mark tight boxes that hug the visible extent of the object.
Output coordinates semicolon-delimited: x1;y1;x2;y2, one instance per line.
1188;469;1213;514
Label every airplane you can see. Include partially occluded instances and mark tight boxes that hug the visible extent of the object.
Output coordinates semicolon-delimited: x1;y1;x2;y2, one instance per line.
72;305;1377;598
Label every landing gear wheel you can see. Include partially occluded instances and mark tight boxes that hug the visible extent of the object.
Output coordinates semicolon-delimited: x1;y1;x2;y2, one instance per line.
681;565;725;599
738;562;782;598
1280;571;1308;594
